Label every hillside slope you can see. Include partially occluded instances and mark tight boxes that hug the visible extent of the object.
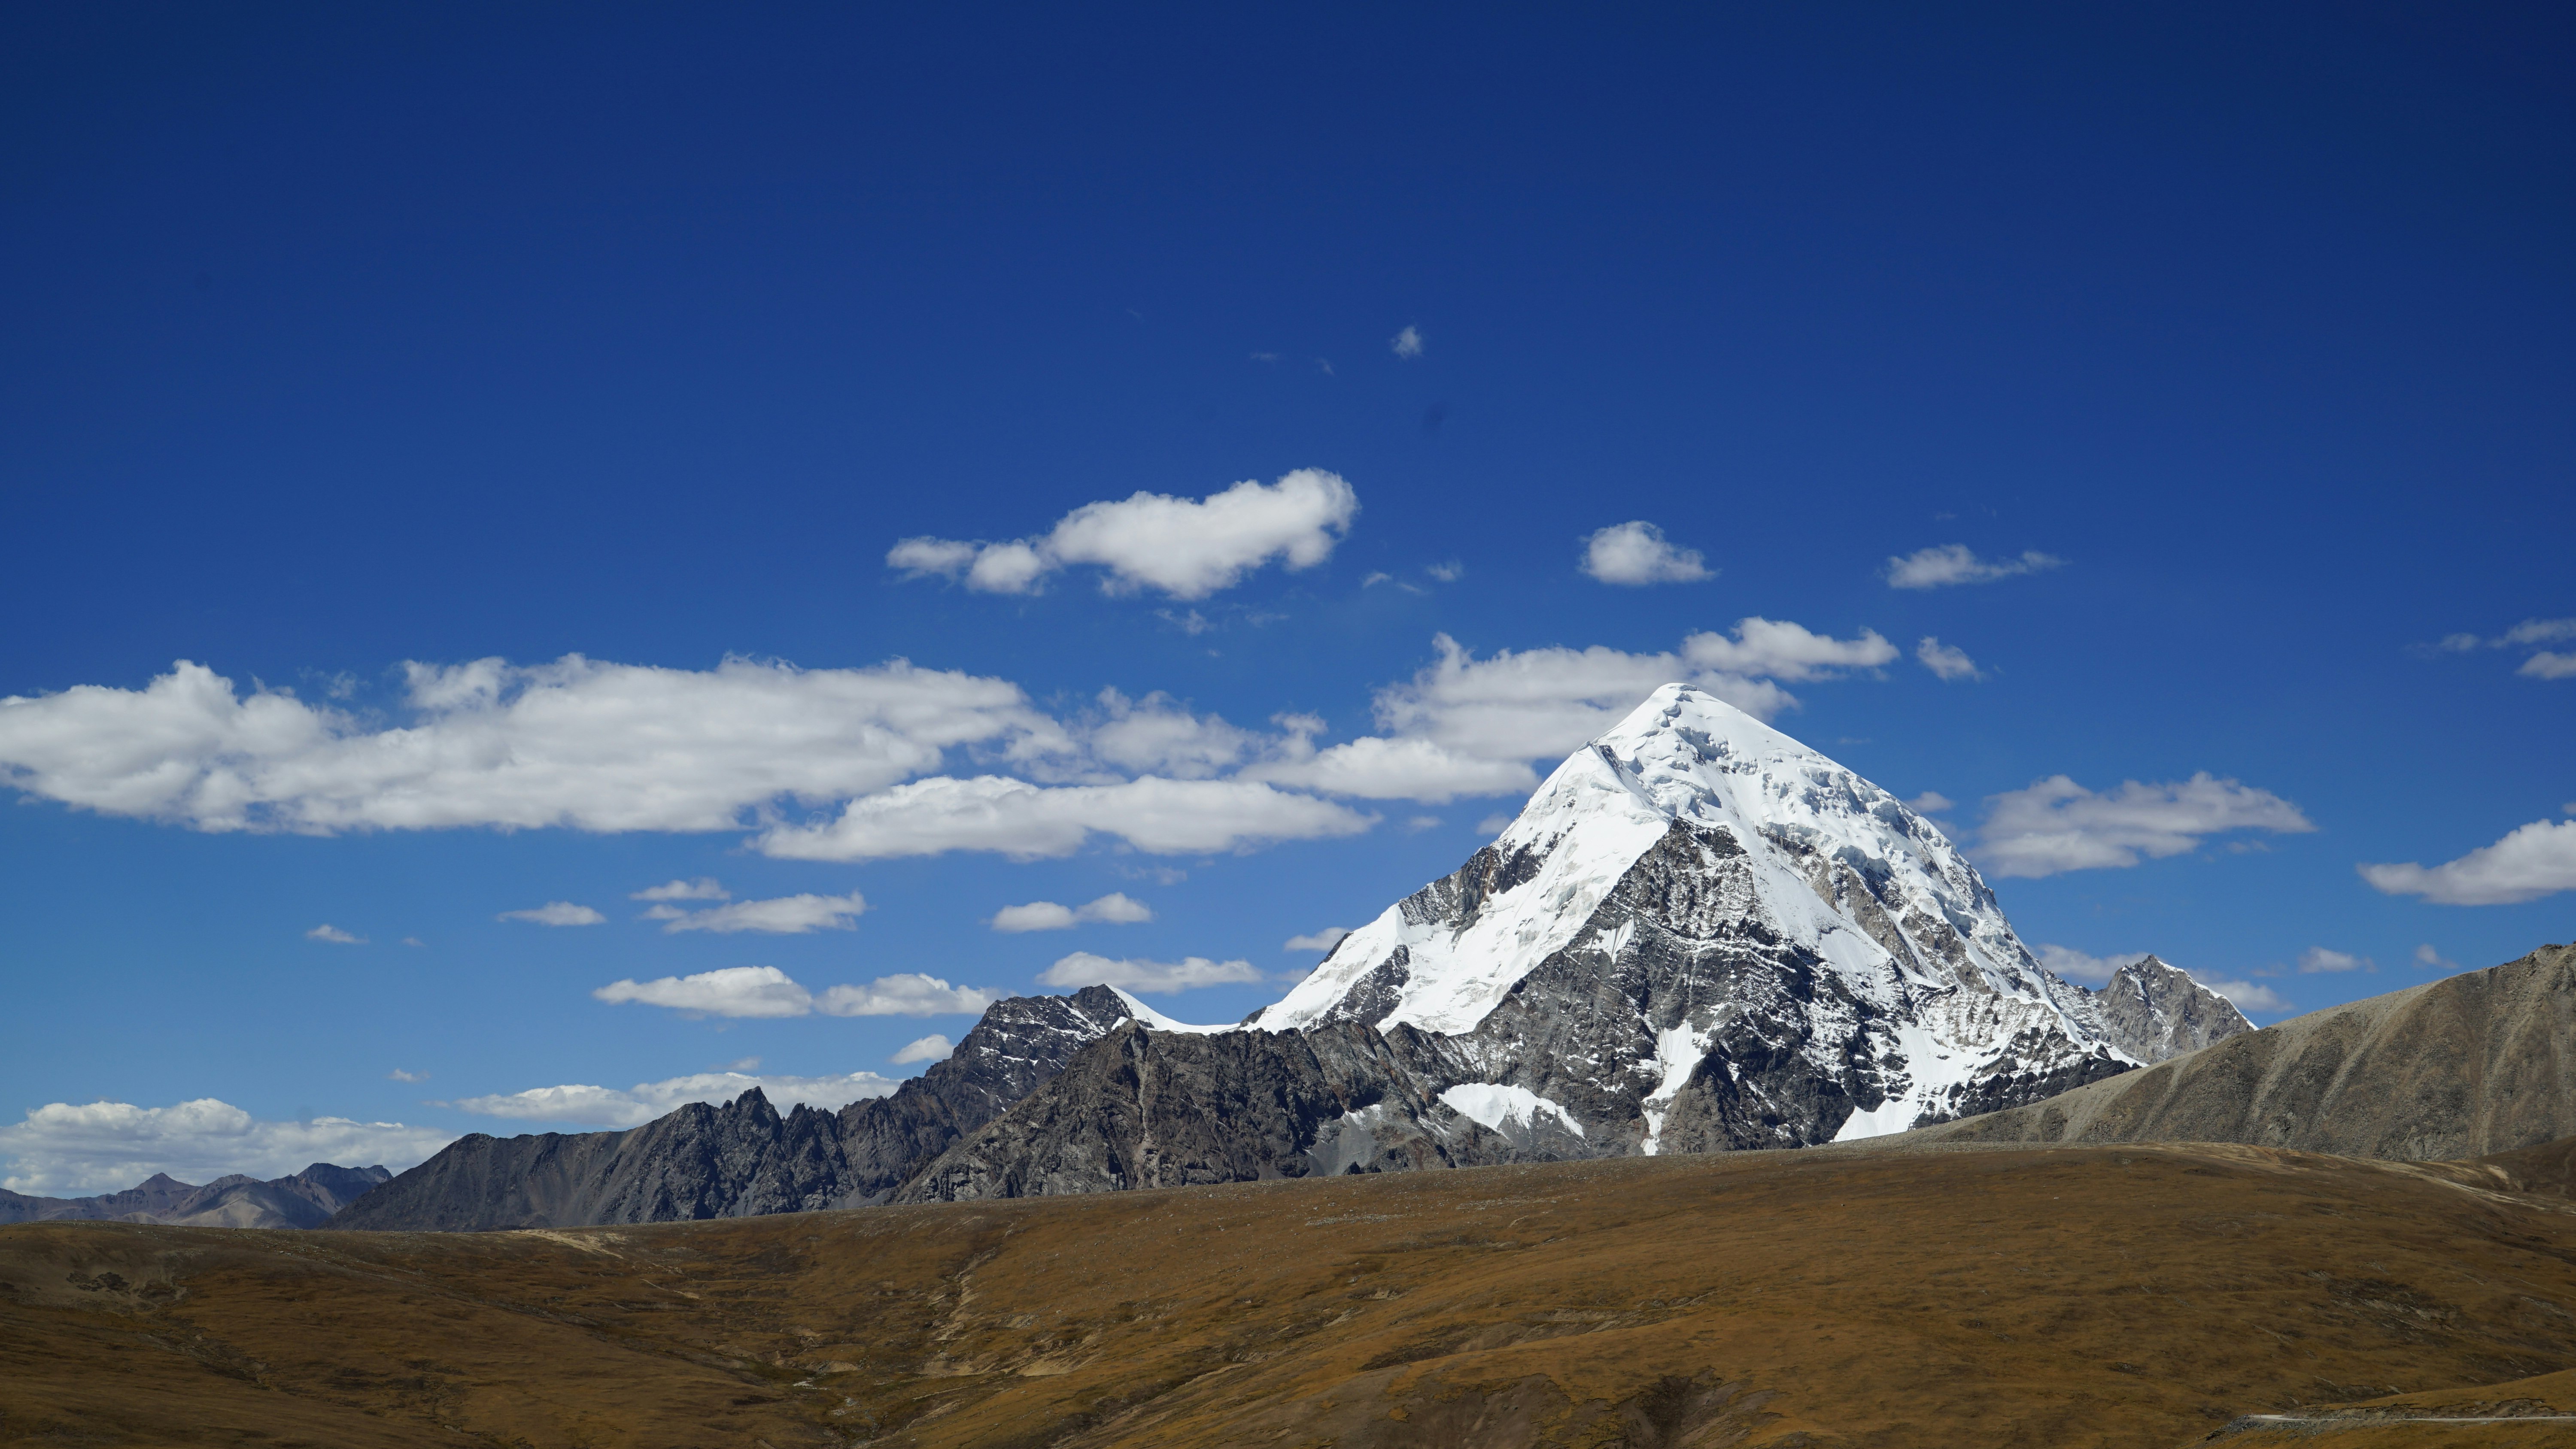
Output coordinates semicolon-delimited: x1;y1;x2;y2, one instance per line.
13;1139;2576;1448
1920;942;2576;1159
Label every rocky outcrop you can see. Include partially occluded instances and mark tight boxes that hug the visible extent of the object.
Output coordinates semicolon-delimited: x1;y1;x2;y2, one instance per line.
324;986;1140;1231
1918;943;2576;1160
0;1164;390;1229
2085;955;2252;1064
893;1021;1508;1202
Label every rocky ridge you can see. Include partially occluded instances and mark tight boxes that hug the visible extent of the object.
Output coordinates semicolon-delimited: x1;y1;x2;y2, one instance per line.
325;985;1142;1231
1918;942;2576;1158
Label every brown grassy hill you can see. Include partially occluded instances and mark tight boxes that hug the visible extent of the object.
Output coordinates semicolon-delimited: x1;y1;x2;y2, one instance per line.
11;1138;2576;1448
1920;943;2576;1160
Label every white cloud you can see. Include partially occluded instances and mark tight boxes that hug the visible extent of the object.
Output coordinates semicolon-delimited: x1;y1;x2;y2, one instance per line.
990;900;1079;932
2298;946;2373;974
757;774;1374;862
1082;688;1257;779
399;936;425;947
1580;521;1713;586
892;1035;953;1066
0;655;1060;835
1245;734;1538;803
1391;325;1424;359
306;923;365;944
498;901;605;927
387;1068;428;1083
448;1070;902;1130
2504;618;2576;646
593;967;996;1019
1904;791;1954;814
2521;652;2576;680
2202;979;2293;1013
2415;944;2461;972
1916;637;1983;682
632;878;729;902
990;893;1154;932
813;974;1000;1016
1885;544;2066;589
887;469;1358;600
2360;817;2576;905
1404;814;1443;831
594;965;817;1019
1370;632;1789;767
1681;618;1897;682
0;1099;456;1197
1426;561;1465;583
1285;927;1352;952
1977;773;2315;879
2034;944;2151;986
654;891;866;935
1475;813;1514;834
1037;951;1263;994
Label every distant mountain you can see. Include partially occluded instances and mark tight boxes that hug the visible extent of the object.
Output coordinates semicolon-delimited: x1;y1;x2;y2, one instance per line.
2083;954;2252;1063
1247;683;2134;1148
325;985;1141;1231
0;1163;389;1229
1920;942;2576;1158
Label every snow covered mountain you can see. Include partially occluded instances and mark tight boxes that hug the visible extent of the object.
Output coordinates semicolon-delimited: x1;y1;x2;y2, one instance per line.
1249;682;2136;1149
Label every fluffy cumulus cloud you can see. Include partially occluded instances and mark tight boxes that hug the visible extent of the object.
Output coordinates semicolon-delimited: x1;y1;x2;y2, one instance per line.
2299;947;2373;974
447;1070;901;1130
0;620;1926;866
498;901;605;927
2034;945;2151;986
1885;545;2066;589
0;655;1060;834
1916;637;1983;682
1580;521;1713;586
757;775;1374;861
891;1035;952;1066
1285;927;1352;952
2360;817;2576;905
0;1099;457;1197
990;893;1154;933
1976;773;2315;879
1390;325;1424;358
887;469;1358;600
646;891;866;934
593;967;998;1019
1037;951;1263;994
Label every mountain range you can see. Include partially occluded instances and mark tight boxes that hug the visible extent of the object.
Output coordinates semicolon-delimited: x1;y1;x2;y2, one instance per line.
328;685;2271;1228
0;1163;388;1230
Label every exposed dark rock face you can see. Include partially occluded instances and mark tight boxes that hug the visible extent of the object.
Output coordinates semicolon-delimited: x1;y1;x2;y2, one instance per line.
1921;943;2576;1160
0;1164;391;1229
893;1021;1511;1202
2084;954;2253;1064
324;986;1139;1231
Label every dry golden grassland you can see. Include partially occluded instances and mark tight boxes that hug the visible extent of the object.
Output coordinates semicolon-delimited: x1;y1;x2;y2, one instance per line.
9;1141;2576;1447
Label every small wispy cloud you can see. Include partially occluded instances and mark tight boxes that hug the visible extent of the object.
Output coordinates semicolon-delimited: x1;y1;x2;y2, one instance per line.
1885;544;2065;589
1285;927;1351;953
306;924;365;944
1037;951;1262;994
990;893;1156;932
632;878;729;902
387;1068;428;1083
1390;325;1425;359
1915;637;1984;682
2414;943;2461;972
2297;946;2373;974
498;901;606;927
891;1035;952;1066
648;891;866;935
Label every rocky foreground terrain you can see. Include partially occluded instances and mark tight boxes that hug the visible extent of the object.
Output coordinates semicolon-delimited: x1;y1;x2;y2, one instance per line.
12;1137;2576;1448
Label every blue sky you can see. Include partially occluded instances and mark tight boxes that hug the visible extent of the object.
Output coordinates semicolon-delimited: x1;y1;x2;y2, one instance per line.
3;4;2570;1191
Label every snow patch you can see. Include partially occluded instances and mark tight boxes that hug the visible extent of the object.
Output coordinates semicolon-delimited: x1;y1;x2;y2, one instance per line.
1440;1083;1585;1138
1107;987;1230;1034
